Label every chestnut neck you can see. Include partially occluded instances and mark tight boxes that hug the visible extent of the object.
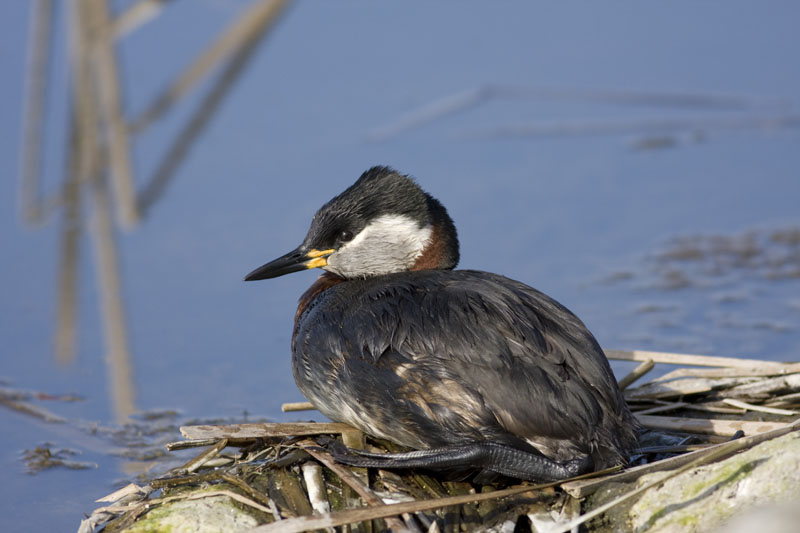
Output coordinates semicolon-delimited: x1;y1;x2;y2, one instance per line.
411;222;450;271
411;198;460;271
295;272;345;326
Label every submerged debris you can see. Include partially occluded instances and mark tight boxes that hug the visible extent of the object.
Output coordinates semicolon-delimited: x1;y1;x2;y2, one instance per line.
22;443;96;474
622;226;800;290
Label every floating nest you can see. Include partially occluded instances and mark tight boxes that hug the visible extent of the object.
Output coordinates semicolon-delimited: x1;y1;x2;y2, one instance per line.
81;350;800;533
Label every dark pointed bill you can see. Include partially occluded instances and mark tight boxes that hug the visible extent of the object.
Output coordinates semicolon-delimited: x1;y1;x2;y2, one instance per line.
244;246;335;281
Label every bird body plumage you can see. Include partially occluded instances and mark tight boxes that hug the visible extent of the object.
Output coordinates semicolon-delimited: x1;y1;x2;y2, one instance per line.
293;269;637;471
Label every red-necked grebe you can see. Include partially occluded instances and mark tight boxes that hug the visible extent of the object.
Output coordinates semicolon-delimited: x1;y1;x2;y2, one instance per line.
245;166;639;482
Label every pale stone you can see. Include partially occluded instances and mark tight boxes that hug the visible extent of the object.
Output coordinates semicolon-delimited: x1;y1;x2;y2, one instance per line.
588;432;800;533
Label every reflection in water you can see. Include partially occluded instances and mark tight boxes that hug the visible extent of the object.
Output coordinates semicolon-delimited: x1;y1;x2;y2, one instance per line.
368;84;795;143
55;120;81;365
19;0;53;226
477;114;800;142
18;0;290;423
91;175;136;422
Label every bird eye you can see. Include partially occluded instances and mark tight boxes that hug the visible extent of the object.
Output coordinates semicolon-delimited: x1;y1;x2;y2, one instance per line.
339;230;354;242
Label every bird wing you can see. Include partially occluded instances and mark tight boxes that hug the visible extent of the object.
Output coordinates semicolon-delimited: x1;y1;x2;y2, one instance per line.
295;270;623;449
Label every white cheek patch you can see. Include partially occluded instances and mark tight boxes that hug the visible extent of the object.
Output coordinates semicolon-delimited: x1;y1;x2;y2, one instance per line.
325;214;432;278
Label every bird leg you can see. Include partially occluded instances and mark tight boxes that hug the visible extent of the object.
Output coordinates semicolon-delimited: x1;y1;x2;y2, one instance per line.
328;441;592;482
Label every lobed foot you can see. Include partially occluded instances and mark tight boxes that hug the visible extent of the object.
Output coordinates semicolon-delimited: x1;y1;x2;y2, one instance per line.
328;441;592;482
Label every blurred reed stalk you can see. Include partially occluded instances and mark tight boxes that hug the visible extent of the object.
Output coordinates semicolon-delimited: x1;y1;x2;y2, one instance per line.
137;0;289;217
368;84;795;142
86;0;139;229
111;0;173;39
19;0;291;422
19;0;55;225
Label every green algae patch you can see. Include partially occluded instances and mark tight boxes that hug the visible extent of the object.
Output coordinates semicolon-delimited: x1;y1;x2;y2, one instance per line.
120;485;261;533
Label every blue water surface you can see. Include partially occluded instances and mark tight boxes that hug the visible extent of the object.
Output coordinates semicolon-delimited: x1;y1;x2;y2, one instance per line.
1;1;799;530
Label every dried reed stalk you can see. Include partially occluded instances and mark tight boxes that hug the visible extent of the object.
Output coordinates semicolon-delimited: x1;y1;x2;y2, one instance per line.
299;441;408;531
636;414;788;437
606;349;785;368
180;422;354;440
282;401;316;412
561;418;800;499
617;359;655;390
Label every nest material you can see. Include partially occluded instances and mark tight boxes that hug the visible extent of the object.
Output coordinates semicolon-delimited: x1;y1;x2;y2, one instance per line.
82;351;800;533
